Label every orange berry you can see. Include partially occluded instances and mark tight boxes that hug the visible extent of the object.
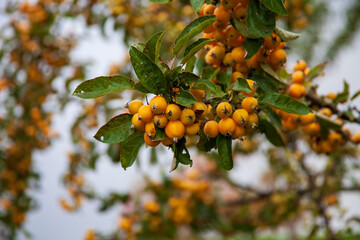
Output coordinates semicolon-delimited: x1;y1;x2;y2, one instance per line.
326;92;336;100
242;79;257;97
319;108;332;117
221;0;238;9
247;113;258;128
145;121;156;139
288;83;306;99
204;120;219;138
282;118;297;131
199;4;206;16
219;117;236;136
132;113;145;131
149;96;167;114
144;133;160;147
225;25;240;40
153;114;168;128
180;109;196;126
223;52;233;67
138;105;153;123
268;48;287;67
231;71;245;83
293;60;307;72
161;137;174;147
246;55;260;70
213;30;227;43
166;104;181;121
301;122;320;135
204;4;216;15
185;123;200;136
235;61;250;74
213;20;228;30
299;113;315;124
292;71;305;84
263;33;281;49
232;109;249;125
191;102;208;118
209;45;226;61
127;100;143;114
328;132;342;146
233;4;247;21
232;125;246;139
214;6;231;22
165;120;185;142
231;47;246;63
216;102;233;118
189;89;205;102
351;131;360;144
241;97;258;113
227;36;244;47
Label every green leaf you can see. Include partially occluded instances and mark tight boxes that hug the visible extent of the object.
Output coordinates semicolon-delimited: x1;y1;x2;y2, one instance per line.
181;38;212;64
243;38;264;60
143;30;165;64
171;138;192;171
202;66;220;81
260;62;287;85
185;56;197;72
316;114;342;130
134;82;151;93
176;89;198;106
262;107;282;128
307;62;327;81
231;18;259;39
197;130;217;152
173;15;217;54
150;147;157;165
334;80;349;103
258;93;311;115
216;68;232;90
251;75;277;93
129;46;166;95
259;119;285;147
261;0;287;16
351;90;360;100
216;134;233;171
119;131;144;170
246;0;276;38
165;66;182;88
94;114;133;143
153;127;167;141
232;78;252;92
274;26;300;42
191;0;204;14
180;72;200;85
73;75;134;99
135;43;145;51
149;0;172;3
192;79;217;93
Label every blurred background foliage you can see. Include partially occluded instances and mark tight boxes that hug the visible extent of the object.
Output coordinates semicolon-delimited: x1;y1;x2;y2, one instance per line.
0;0;360;239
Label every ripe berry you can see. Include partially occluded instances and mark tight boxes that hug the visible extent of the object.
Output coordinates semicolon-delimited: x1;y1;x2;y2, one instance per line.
233;4;247;21
242;79;257;97
145;121;156;139
166;104;181;121
319;107;332;117
204;4;216;15
161;137;174;147
213;20;228;30
132;113;145;131
232;125;245;139
204;120;219;138
138;105;154;123
293;60;307;72
223;52;233;67
221;0;238;9
149;96;167;114
216;102;233;118
235;61;250;74
153;114;168;128
180;109;196;126
300;113;315;124
144;133;160;147
191;102;208;118
351;131;360;144
231;47;246;63
232;109;249;125
301;122;320;135
127;100;143;114
268;48;287;67
288;83;306;99
263;33;281;49
328;132;342;146
246;55;259;70
185;123;200;136
292;71;305;84
219;117;236;136
326;92;336;100
247;113;258;128
209;45;226;61
165;120;185;142
241;97;258;113
214;6;231;22
282;118;297;131
231;71;244;83
189;89;205;102
225;25;240;40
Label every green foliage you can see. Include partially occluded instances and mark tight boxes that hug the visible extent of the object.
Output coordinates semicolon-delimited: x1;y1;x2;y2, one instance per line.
232;78;252;93
94;114;133;144
246;0;276;38
72;75;134;99
176;89;198;106
217;134;234;170
119;131;144;170
259;93;311;115
261;0;287;16
243;38;265;60
191;0;205;14
259;119;285;147
181;38;212;64
274;26;300;42
143;30;166;64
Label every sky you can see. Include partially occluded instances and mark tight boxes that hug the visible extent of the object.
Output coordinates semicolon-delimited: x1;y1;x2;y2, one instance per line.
0;0;359;239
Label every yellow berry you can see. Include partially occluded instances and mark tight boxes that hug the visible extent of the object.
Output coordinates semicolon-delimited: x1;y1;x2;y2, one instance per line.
219;117;236;136
204;120;219;138
166;104;181;121
247;113;258;128
149;96;167;114
191;102;208;118
153;114;168;128
232;125;245;139
232;109;249;125
216;102;233;118
144;133;160;147
138;105;153;123
241;97;258;113
180;109;196;126
132;113;145;131
185;123;200;136
128;100;143;114
165;120;185;142
145;121;156;139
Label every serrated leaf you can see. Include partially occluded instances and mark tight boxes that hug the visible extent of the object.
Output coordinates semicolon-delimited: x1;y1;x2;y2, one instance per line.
334;80;349;103
274;26;300;42
165;66;182;87
246;0;276;38
258;92;311;115
216;134;233;170
217;68;232;90
185;56;197;72
231;17;259;39
176;89;198;106
202;66;220;81
232;78;252;92
191;0;204;14
94;114;133;143
192;78;217;93
258;119;285;147
129;46;166;95
135;43;145;51
181;38;212;64
197;130;217;152
262;107;282;128
261;0;287;15
251;75;278;93
73;75;134;99
243;38;264;60
153;127;167;141
143;30;165;64
260;62;287;85
180;72;200;85
119;131;144;170
316;113;342;130
173;15;217;54
134;82;151;93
